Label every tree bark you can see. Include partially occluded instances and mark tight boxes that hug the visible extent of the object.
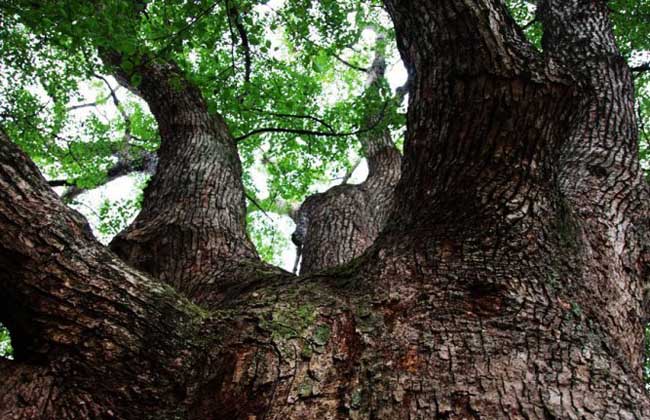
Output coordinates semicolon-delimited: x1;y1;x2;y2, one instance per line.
293;51;402;275
102;53;283;306
0;129;212;418
1;0;650;419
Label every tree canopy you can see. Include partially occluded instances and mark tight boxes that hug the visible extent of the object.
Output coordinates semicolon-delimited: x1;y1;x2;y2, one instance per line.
0;0;648;256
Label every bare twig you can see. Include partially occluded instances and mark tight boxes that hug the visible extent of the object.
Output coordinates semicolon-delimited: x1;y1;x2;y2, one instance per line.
631;62;650;74
228;5;252;83
243;107;335;132
236;101;389;142
333;54;369;73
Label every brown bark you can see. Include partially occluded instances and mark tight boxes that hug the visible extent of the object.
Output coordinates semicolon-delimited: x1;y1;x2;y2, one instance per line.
293;52;402;275
102;54;283;306
0;129;209;417
2;0;650;419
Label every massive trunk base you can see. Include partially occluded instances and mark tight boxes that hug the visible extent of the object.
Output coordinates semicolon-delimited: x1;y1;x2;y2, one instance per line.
3;226;649;419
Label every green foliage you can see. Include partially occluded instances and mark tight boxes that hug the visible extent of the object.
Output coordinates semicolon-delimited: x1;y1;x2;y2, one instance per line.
94;176;147;242
505;0;542;49
0;323;13;359
0;0;403;263
97;197;141;238
246;211;291;267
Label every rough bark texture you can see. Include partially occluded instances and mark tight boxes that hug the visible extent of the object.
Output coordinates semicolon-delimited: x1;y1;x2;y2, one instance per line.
1;0;650;419
103;55;282;305
0;129;210;418
293;53;402;275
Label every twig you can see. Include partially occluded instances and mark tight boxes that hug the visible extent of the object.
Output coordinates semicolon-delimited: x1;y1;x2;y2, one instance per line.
229;5;252;83
236;101;389;142
243;107;335;132
631;62;650;74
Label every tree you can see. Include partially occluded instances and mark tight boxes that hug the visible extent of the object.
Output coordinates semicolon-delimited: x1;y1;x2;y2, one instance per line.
1;0;650;419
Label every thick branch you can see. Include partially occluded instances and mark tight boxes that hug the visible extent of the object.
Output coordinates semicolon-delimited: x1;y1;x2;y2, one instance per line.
536;0;650;374
101;51;271;305
383;0;539;76
0;127;195;370
292;47;401;275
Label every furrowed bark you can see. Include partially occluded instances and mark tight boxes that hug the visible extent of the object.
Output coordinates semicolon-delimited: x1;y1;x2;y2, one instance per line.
537;0;650;376
0;129;209;418
2;1;650;418
292;51;402;275
103;54;279;305
334;0;650;416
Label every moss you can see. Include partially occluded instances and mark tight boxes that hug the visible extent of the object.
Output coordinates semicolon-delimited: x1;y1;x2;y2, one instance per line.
261;303;318;341
356;312;381;334
350;387;363;409
546;271;561;291
297;304;317;325
355;302;372;318
312;324;331;346
571;302;582;318
301;344;313;359
298;380;313;398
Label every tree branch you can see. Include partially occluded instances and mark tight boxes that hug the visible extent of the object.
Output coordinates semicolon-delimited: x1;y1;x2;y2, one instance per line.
48;149;157;201
100;48;270;304
235;101;389;142
65;93;110;112
339;158;362;185
333;54;369;73
243;107;336;132
631;62;650;74
0;128;193;365
245;190;273;222
383;0;538;75
228;5;252;83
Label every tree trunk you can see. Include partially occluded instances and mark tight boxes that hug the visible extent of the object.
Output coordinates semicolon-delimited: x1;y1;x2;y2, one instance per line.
1;0;650;419
293;50;402;275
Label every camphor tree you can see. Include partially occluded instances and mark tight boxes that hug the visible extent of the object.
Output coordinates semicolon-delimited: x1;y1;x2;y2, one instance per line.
1;0;650;419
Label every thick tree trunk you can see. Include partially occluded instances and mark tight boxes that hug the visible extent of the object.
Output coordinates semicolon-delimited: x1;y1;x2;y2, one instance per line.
1;0;650;419
293;52;402;275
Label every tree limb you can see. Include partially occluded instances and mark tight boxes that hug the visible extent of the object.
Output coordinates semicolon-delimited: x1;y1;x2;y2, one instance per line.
228;5;252;83
243;107;336;132
0;128;192;365
48;150;157;202
235;101;389;142
631;62;650;74
100;49;270;304
333;54;369;73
